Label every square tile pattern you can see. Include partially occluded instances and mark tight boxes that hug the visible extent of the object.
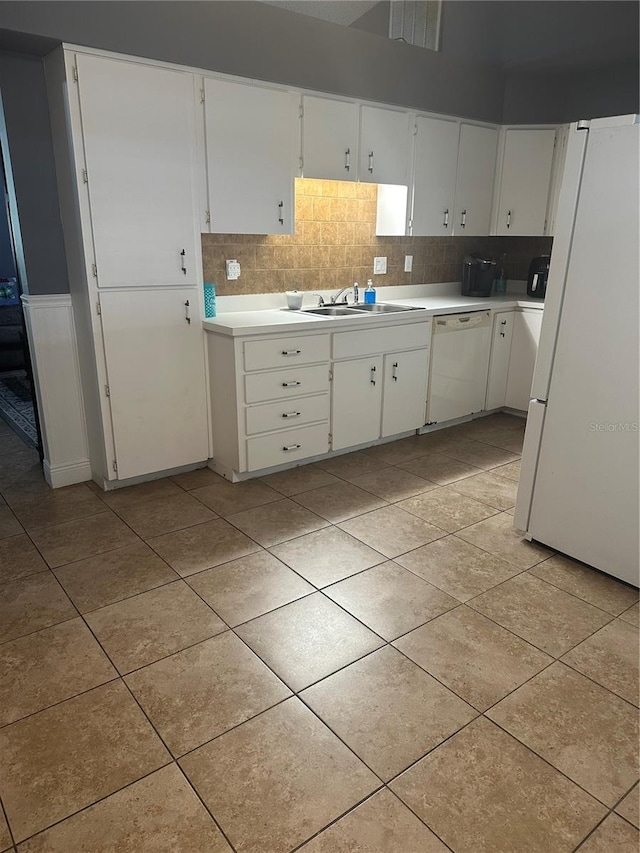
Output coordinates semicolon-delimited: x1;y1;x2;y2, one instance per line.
0;414;637;852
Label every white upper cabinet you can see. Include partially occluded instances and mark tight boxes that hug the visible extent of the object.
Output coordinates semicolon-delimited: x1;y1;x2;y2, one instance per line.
75;54;200;288
494;128;557;236
204;78;299;235
453;123;499;236
302;95;359;181
359;105;412;185
411;116;460;236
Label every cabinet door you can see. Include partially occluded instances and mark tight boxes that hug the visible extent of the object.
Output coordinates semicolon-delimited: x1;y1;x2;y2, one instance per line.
381;349;430;437
453;124;498;236
412;117;460;236
359;105;411;185
331;357;383;451
205;78;298;234
99;288;208;480
505;310;543;411
485;312;514;410
76;54;199;288
495;129;557;236
302;95;359;181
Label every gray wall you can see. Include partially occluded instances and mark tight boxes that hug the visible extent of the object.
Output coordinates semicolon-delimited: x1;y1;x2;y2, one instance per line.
503;63;640;125
0;51;67;294
0;1;506;121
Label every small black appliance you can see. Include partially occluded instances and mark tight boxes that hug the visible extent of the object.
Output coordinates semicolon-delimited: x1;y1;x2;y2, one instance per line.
461;254;496;297
527;255;550;298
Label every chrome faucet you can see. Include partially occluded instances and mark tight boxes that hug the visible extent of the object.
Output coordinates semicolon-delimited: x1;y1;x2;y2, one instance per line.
331;282;359;305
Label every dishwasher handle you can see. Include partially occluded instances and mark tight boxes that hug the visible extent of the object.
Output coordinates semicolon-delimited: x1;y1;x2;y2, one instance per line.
433;311;491;332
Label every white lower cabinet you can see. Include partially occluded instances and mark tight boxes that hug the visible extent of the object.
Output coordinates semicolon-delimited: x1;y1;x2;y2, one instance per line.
208;330;331;477
505;310;543;411
331;356;383;451
247;422;329;471
99;288;209;480
381;350;430;437
331;322;431;452
485;311;515;410
207;320;431;478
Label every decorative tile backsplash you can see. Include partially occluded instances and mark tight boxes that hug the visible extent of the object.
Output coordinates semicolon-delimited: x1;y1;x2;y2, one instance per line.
202;178;552;296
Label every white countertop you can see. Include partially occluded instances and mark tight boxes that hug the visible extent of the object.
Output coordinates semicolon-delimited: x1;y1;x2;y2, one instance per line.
202;287;544;338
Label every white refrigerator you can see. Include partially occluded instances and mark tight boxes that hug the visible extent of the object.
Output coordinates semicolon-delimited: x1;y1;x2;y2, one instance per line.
514;115;639;587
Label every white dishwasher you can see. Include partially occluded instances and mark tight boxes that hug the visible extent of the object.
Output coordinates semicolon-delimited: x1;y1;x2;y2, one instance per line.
426;311;492;424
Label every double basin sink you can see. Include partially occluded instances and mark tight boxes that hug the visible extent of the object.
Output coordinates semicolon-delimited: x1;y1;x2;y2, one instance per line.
301;303;424;317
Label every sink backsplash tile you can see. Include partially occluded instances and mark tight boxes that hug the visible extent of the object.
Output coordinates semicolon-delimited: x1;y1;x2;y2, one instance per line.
202;178;552;296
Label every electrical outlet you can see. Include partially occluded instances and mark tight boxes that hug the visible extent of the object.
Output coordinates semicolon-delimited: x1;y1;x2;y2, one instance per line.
373;256;387;275
404;255;413;273
225;259;241;281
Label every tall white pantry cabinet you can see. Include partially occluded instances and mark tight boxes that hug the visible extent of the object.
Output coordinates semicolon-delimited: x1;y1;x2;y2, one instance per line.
46;48;209;485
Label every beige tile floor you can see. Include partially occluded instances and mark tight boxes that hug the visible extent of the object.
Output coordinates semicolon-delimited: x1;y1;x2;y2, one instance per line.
0;413;638;853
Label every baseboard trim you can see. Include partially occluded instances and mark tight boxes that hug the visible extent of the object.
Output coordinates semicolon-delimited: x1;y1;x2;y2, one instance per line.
43;458;92;489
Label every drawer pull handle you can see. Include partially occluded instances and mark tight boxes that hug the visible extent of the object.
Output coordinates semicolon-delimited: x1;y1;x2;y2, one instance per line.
278;200;284;226
392;362;398;381
281;350;301;356
506;210;512;229
345;148;350;171
282;411;301;418
180;249;187;275
460;209;466;228
281;380;301;387
282;444;301;452
443;208;449;228
370;365;377;386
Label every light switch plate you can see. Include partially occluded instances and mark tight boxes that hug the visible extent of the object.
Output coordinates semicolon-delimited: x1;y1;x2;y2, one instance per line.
404;255;413;273
373;256;387;275
225;259;241;281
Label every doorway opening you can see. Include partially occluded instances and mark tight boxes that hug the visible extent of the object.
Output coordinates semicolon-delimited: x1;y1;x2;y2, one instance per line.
0;143;42;455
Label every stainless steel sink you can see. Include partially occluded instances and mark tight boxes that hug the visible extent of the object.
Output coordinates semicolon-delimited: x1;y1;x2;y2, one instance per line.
353;303;423;313
301;303;424;317
301;306;367;316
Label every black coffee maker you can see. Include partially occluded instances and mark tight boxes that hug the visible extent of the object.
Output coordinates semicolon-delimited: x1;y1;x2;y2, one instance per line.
461;255;496;297
527;255;550;298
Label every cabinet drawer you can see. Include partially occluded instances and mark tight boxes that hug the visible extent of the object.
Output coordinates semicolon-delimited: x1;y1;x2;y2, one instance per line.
244;364;329;403
246;422;329;471
245;394;329;436
333;322;430;359
243;334;330;372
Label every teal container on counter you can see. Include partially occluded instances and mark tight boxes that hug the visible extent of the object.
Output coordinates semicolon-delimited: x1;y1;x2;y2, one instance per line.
203;283;216;318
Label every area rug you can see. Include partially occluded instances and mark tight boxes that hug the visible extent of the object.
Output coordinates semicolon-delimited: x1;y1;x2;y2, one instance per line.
0;373;39;449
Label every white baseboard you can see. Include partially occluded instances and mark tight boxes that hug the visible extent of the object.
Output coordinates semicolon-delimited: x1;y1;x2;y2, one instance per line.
21;294;91;488
44;458;93;489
